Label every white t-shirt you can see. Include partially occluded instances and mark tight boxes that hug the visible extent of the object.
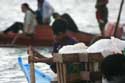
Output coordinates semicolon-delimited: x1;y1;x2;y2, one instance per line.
24;10;37;34
38;0;54;22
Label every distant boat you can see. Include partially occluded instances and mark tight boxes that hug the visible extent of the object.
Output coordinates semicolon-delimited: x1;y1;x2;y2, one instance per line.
0;25;96;47
18;56;53;83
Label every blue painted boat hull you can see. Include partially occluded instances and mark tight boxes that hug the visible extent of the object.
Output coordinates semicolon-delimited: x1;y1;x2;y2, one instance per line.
18;57;52;83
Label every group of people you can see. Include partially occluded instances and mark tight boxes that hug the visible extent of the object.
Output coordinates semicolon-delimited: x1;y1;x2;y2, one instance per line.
3;0;79;73
3;0;109;37
26;0;125;83
3;0;54;35
5;1;125;82
3;0;79;36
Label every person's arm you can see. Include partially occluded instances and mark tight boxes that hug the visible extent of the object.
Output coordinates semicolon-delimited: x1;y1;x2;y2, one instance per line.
28;46;54;64
33;57;53;64
28;52;54;64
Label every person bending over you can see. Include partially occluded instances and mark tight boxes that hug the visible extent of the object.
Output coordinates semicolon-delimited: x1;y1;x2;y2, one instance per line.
28;16;78;73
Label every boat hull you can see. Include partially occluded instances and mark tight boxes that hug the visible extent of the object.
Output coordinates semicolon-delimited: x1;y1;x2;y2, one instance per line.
0;25;96;47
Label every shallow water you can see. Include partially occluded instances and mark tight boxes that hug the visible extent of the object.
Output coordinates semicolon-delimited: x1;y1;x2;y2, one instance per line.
0;0;125;83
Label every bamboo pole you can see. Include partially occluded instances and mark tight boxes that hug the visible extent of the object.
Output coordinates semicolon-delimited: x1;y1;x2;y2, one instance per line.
62;64;67;83
56;63;61;83
28;46;35;83
114;0;124;37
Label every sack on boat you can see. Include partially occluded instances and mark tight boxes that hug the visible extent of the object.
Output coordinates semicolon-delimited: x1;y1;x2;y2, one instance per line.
87;37;125;57
59;43;88;54
58;43;88;79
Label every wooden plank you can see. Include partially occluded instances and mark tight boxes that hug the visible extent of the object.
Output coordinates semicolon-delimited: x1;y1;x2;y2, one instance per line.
51;81;58;83
59;64;64;83
28;47;36;83
90;72;102;81
62;54;79;63
80;71;102;81
54;53;103;83
56;63;61;83
67;73;81;81
80;71;90;80
53;53;63;63
88;53;103;62
62;64;67;83
53;53;103;63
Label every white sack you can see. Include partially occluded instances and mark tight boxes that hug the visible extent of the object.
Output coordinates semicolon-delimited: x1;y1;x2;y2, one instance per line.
87;37;125;57
59;43;88;54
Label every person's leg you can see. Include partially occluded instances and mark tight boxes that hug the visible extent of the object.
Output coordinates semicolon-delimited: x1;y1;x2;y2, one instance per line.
3;22;23;33
100;6;108;36
99;22;106;36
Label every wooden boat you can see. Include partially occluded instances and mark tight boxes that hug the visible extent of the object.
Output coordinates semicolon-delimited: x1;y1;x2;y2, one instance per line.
0;25;96;47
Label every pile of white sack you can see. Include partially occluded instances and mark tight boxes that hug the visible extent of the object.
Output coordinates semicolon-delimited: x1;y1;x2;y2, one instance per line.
59;43;88;54
59;37;125;57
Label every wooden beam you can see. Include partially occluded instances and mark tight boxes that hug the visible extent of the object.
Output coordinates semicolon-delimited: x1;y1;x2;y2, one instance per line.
28;47;36;83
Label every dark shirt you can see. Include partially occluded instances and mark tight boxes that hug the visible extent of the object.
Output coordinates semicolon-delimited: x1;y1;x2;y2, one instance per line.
51;36;78;73
53;36;78;53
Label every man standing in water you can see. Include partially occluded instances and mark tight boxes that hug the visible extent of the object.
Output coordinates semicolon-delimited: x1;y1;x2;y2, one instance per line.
95;0;108;36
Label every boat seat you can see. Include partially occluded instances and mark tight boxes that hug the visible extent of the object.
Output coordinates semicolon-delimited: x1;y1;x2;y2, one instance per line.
53;53;103;83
